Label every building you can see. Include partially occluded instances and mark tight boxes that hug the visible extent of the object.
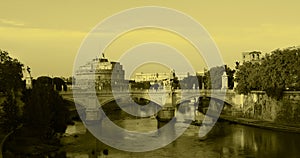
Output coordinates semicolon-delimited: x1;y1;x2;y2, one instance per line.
179;71;206;90
175;72;190;81
196;71;205;77
130;70;177;91
75;55;125;91
132;71;174;84
242;51;261;63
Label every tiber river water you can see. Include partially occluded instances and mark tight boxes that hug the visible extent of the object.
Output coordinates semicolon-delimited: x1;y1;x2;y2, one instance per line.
61;114;300;158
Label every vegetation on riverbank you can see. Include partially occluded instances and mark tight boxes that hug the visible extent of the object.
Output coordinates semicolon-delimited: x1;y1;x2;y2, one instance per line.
0;50;72;156
235;47;300;99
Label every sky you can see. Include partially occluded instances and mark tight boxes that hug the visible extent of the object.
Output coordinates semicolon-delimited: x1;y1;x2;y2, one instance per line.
1;0;300;78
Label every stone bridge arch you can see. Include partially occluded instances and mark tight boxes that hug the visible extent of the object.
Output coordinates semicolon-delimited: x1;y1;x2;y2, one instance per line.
174;91;239;118
98;96;163;119
175;95;234;115
177;95;234;107
175;90;239;108
60;89;242;121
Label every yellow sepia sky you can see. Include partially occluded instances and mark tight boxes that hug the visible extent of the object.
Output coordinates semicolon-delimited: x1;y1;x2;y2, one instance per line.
1;0;300;78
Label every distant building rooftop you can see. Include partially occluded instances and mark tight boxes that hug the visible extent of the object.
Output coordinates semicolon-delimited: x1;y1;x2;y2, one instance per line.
242;51;262;63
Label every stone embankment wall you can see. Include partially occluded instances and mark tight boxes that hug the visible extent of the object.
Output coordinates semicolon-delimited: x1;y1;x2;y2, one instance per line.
242;91;300;123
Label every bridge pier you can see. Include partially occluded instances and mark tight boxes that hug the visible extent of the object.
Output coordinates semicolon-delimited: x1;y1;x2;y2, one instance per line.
176;102;197;122
85;96;101;121
156;91;176;122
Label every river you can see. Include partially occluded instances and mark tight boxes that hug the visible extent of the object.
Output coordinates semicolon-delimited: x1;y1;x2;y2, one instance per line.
62;117;300;158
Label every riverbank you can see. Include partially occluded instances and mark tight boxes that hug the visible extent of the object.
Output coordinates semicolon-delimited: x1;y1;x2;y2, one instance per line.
219;115;300;134
1;125;65;157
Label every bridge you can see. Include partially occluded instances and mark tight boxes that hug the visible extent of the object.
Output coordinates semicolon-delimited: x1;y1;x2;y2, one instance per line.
60;89;244;121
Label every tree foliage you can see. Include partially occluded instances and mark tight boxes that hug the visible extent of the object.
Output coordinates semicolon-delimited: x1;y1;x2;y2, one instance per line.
235;62;261;94
180;76;199;89
171;76;181;90
1;92;22;131
0;50;23;130
53;77;67;91
204;65;235;89
23;76;70;139
235;48;300;99
130;81;151;89
0;50;24;93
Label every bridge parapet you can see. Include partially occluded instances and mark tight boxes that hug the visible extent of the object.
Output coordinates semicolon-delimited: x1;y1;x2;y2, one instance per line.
60;89;174;107
60;89;239;105
59;89;243;112
59;89;246;121
175;89;237;105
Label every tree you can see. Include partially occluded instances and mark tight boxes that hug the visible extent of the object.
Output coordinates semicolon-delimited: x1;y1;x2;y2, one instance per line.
196;75;203;89
204;66;224;89
235;47;300;99
23;76;69;139
180;76;198;89
1;92;21;131
65;76;74;85
235;61;261;94
130;81;151;90
260;48;300;98
204;65;235;89
53;77;66;91
0;50;24;93
0;50;24;131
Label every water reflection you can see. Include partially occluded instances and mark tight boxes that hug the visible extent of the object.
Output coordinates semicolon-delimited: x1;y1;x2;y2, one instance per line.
61;116;300;158
222;124;300;157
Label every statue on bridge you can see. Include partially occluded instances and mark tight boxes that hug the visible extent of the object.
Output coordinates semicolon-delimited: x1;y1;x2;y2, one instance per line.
221;72;228;90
